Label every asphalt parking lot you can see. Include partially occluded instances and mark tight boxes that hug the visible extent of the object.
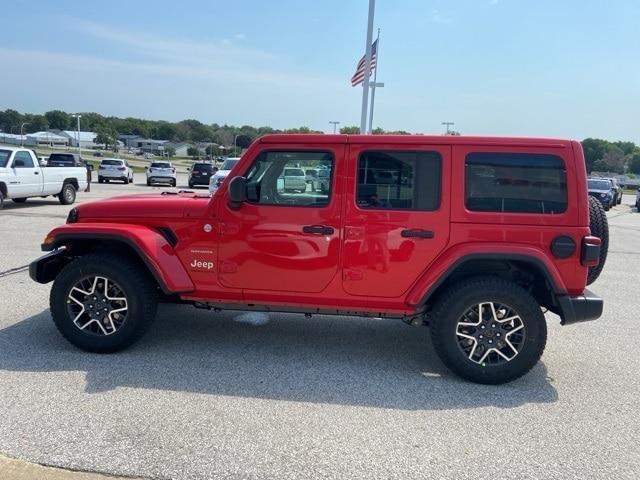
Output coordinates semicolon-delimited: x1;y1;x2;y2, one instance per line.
1;179;639;480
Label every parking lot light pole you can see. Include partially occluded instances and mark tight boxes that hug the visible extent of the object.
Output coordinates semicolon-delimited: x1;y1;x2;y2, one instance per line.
72;114;82;154
329;121;340;134
233;134;240;156
20;122;29;147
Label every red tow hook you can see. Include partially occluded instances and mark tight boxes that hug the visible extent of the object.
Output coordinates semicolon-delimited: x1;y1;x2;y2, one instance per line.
581;236;601;267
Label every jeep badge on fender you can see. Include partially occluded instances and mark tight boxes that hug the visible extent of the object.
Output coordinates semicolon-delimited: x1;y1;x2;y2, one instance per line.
29;134;605;385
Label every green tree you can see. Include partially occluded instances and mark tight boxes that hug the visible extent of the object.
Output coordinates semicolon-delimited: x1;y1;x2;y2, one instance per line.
165;146;176;158
628;152;640;175
187;146;200;159
235;134;253;149
0;109;23;132
581;138;609;173
339;126;360;134
94;126;118;151
26;115;48;132
44;110;71;130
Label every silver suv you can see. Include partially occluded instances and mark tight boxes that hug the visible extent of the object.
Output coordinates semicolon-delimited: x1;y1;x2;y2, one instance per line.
146;161;176;187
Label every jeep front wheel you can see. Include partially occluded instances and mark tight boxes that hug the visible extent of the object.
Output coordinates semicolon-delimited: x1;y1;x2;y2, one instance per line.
50;254;158;353
430;277;547;384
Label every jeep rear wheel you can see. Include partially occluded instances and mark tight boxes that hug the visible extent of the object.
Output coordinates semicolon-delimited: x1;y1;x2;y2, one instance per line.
587;195;609;285
430;277;547;384
50;254;158;353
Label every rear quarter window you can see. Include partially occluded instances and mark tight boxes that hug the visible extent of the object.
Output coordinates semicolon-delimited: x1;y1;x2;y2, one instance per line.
465;152;567;214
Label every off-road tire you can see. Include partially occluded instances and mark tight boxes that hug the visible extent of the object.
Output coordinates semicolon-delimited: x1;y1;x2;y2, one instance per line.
50;254;158;353
430;276;547;385
587;195;609;285
59;183;76;205
12;198;27;203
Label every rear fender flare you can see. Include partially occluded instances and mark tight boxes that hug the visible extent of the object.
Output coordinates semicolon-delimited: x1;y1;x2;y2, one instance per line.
406;243;567;307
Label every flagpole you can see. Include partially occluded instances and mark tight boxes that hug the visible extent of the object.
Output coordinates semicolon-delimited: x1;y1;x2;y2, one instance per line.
367;28;380;134
360;0;376;134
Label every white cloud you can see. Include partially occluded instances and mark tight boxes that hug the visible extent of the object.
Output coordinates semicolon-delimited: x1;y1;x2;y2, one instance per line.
233;33;246;40
431;9;452;24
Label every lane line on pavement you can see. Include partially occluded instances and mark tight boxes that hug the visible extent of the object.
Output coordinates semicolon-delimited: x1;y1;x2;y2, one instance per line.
0;265;29;279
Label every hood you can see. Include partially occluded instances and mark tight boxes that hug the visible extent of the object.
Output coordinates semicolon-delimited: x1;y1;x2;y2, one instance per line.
77;192;211;220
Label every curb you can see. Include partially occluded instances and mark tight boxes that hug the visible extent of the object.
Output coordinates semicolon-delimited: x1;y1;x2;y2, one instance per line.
0;454;134;480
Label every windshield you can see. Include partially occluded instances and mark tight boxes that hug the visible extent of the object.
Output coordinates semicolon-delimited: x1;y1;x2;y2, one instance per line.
101;159;123;166
284;168;305;176
151;162;171;168
0;150;10;168
588;179;611;190
220;159;239;170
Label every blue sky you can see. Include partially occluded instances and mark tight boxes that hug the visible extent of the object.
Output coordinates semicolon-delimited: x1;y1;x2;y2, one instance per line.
0;0;638;141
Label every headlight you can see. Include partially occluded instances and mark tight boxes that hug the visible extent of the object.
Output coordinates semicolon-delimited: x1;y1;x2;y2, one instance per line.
67;208;79;224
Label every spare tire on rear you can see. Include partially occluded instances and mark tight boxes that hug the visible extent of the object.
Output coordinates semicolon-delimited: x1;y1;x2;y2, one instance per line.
587;195;609;285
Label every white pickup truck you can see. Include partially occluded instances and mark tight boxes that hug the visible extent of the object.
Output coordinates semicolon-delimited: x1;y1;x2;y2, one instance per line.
0;146;88;209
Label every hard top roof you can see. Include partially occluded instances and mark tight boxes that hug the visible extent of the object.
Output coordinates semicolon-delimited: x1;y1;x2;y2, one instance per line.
257;134;573;148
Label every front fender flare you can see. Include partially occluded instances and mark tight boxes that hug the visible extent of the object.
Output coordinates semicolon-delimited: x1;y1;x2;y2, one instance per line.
39;223;194;294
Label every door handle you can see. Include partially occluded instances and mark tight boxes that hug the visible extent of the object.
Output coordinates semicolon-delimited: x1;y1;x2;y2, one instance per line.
401;229;434;239
34;171;39;175
303;225;334;235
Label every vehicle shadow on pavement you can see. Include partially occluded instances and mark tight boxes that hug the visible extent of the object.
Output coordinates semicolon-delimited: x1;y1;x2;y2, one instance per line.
0;305;558;410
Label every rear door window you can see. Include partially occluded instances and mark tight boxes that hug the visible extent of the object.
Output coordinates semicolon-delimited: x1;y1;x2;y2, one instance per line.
356;151;441;210
465;152;567;214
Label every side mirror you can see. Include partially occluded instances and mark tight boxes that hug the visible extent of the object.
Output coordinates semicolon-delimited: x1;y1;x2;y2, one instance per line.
144;166;148;170
13;159;25;168
228;176;247;209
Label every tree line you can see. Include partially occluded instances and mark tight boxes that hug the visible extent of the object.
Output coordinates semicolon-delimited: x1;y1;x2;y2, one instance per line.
1;109;638;173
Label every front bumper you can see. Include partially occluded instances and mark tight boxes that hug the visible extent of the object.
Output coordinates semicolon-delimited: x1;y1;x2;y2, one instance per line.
557;288;603;325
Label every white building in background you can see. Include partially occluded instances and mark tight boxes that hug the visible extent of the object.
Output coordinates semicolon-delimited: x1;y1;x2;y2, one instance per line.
57;130;101;149
26;131;68;147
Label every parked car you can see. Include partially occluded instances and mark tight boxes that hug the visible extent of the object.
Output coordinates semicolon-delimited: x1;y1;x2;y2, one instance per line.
30;135;606;385
587;178;615;211
188;162;217;188
0;146;87;208
280;167;307;193
209;157;240;194
98;159;134;184
605;178;622;205
146;161;176;187
312;167;331;193
305;169;318;184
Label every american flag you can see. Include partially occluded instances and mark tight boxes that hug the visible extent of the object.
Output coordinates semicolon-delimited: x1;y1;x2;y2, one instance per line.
351;39;378;86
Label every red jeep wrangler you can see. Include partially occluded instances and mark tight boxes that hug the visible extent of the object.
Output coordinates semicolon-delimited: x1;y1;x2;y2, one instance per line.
30;135;607;384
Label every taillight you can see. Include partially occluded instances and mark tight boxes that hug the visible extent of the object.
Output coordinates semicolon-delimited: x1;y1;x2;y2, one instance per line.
172;168;176;173
99;165;105;169
118;167;126;171
581;236;601;267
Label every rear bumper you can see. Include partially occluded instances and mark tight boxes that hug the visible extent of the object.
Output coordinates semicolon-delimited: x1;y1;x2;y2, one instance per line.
557;288;603;325
148;176;176;183
189;176;210;185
